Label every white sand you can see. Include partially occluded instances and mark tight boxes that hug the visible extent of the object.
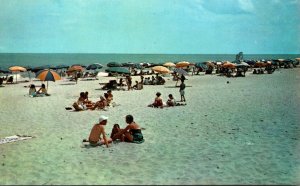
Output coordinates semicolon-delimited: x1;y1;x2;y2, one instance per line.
0;68;299;185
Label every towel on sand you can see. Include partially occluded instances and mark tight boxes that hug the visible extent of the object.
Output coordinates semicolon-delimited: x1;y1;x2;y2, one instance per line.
0;135;34;144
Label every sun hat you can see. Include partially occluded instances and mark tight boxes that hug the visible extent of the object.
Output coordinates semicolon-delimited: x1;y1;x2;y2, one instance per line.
99;115;108;123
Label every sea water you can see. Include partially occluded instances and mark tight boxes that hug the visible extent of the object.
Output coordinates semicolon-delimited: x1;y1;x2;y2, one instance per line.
0;53;299;69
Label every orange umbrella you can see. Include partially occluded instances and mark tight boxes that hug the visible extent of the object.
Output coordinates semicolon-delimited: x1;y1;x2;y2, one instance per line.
67;65;84;72
176;61;190;68
36;69;61;90
254;61;266;68
163;62;176;67
9;66;27;72
152;66;170;74
9;66;27;83
222;62;236;68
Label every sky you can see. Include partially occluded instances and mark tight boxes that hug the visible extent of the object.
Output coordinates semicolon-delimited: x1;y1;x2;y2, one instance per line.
0;0;299;54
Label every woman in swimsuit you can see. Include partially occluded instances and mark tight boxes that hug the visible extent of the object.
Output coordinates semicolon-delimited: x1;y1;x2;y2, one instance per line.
148;92;163;108
112;115;144;143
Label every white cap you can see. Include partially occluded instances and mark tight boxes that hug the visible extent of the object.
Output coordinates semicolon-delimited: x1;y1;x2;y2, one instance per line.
99;115;108;123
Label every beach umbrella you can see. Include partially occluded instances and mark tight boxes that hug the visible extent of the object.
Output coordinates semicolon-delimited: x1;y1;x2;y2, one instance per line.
9;66;27;83
176;61;190;68
163;62;176;67
173;68;188;76
31;65;52;73
86;63;103;70
67;65;84;72
222;62;236;69
71;64;86;68
254;61;266;68
55;64;70;69
205;61;215;68
105;67;130;74
107;62;122;67
35;69;61;90
152;66;170;74
9;66;26;72
236;62;250;67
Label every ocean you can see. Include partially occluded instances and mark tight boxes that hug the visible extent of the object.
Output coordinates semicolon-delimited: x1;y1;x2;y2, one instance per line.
0;53;299;69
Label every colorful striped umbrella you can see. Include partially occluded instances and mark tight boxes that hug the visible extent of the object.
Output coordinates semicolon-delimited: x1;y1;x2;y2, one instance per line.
35;69;61;90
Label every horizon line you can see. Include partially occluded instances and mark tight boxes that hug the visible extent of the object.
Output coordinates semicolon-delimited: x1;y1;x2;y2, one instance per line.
0;52;299;55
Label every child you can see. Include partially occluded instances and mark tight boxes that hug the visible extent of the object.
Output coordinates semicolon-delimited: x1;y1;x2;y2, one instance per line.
110;124;121;141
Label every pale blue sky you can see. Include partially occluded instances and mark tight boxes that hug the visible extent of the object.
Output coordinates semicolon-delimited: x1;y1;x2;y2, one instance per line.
0;0;299;54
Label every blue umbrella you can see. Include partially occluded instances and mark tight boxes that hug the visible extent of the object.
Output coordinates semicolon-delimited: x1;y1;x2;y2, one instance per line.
55;64;70;69
86;63;103;70
31;65;53;73
173;68;188;76
107;62;122;67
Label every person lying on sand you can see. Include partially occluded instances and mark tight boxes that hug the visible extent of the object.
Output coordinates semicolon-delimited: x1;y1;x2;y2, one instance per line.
84;115;112;148
148;92;163;108
112;115;144;143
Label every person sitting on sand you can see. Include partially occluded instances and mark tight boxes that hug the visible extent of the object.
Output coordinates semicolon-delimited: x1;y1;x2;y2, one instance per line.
148;92;163;108
166;94;186;107
91;96;108;110
36;84;50;96
166;94;176;107
73;92;88;111
110;124;121;140
107;90;113;101
112;115;144;143
85;115;112;147
28;84;37;97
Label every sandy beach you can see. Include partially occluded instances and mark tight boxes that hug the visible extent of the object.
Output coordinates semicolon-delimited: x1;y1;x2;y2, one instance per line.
0;67;299;185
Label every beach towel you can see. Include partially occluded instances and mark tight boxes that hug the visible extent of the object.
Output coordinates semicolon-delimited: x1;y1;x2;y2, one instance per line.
0;135;34;145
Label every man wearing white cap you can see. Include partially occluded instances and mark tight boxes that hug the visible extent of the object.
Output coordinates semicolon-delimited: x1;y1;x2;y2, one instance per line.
88;115;112;148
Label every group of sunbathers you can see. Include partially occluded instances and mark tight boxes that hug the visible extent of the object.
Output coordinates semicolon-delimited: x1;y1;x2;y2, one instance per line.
147;92;186;108
72;90;115;111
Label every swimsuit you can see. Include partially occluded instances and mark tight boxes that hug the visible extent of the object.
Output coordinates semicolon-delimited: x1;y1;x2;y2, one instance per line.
131;129;144;144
